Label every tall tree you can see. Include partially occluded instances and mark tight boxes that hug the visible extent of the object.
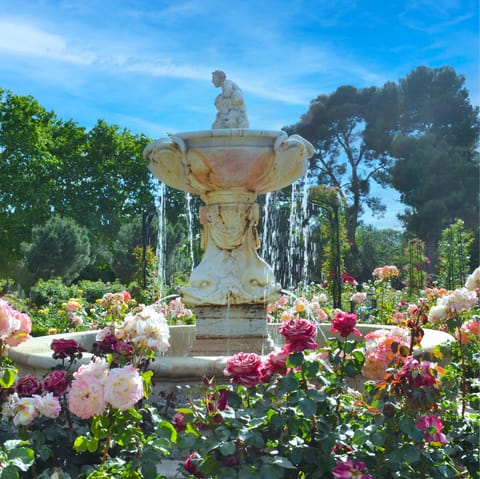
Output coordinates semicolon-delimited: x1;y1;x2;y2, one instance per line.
0;90;60;272
388;66;479;261
288;85;393;252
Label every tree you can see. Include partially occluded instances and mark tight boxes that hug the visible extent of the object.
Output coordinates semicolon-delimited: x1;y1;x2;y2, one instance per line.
437;219;474;289
288;85;393;254
355;225;404;283
0;90;60;272
21;216;91;285
387;66;479;261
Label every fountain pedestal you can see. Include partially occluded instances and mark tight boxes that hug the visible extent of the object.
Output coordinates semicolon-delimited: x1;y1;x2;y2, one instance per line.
191;304;269;355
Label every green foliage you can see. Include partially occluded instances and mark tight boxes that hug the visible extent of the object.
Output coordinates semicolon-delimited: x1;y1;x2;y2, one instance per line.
21;216;91;286
388;66;479;255
437;219;474;289
354;225;404;283
404;239;429;298
309;185;349;308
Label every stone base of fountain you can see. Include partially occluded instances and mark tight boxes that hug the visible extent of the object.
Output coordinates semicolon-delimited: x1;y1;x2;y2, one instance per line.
191;304;269;355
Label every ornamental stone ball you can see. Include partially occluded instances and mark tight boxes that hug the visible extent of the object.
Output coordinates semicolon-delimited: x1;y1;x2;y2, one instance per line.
211;70;249;129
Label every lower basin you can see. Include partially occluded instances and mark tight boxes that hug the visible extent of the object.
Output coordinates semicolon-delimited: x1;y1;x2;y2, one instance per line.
9;324;453;393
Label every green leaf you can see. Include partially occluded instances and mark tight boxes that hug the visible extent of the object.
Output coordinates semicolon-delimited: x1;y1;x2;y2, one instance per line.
87;437;99;453
73;435;88;453
298;397;317;416
0;368;17;389
219;441;236;456
0;465;20;479
6;447;35;472
400;444;421;463
271;456;296;469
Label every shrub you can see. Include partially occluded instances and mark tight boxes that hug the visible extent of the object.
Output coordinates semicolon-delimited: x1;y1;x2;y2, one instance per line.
22;216;91;285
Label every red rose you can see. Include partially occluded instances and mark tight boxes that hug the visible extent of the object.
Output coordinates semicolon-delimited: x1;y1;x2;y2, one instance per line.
184;452;204;478
112;340;134;357
331;312;361;338
50;338;83;360
223;352;261;388
43;369;70;396
172;412;186;432
279;318;318;353
16;374;43;397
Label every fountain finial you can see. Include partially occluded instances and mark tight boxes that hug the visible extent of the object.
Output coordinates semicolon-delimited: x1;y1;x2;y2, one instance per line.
211;70;249;129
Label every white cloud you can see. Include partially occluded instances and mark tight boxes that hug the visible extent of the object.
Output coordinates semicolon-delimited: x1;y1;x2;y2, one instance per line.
0;18;95;65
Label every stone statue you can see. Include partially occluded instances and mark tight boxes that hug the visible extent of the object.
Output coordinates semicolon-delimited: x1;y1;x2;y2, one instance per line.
211;70;249;129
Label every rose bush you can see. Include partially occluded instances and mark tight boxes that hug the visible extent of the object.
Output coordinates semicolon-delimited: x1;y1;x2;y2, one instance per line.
174;268;479;478
0;299;177;478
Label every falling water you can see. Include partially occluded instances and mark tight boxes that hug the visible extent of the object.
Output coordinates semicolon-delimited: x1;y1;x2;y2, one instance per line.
185;192;195;272
287;183;299;287
300;170;311;287
260;178;312;289
260;192;271;260
154;181;166;298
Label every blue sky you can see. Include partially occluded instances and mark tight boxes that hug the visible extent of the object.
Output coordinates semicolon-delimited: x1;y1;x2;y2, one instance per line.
0;0;478;228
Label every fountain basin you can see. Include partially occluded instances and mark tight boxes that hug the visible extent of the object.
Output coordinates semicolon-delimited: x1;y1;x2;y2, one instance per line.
144;129;313;197
9;324;453;391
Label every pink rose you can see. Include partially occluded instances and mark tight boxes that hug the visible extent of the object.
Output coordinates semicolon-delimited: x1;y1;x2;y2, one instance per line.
16;375;43;397
102;365;144;411
331;312;361;338
68;376;107;419
456;319;480;344
332;459;373;479
279;318;318;353
259;349;289;382
33;392;61;419
224;352;262;388
43;369;70;396
416;414;448;445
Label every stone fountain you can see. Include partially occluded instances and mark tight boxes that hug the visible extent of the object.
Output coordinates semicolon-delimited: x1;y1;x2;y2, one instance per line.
143;71;314;355
10;72;454;394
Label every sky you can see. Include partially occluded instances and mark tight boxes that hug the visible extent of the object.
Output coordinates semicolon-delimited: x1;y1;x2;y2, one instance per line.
0;0;478;229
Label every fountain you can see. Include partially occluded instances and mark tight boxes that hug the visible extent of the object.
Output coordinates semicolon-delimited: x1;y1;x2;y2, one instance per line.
143;71;314;355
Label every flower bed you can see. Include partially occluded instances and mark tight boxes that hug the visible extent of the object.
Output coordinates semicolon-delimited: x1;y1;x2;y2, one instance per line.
0;267;479;478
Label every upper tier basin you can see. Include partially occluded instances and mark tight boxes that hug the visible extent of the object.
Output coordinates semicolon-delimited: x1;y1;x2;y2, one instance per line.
143;129;314;198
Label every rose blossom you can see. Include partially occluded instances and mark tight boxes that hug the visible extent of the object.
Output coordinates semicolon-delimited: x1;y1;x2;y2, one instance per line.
68;376;106;419
102;365;144;411
445;287;478;313
259;349;289;382
362;331;409;380
172;412;186;432
51;338;83;360
115;304;170;352
224;352;262;387
12;396;39;426
43;369;70;396
416;414;448;445
16;375;43;397
332;458;373;479
184;451;204;478
33;392;61;419
0;300;32;347
350;292;367;304
465;266;480;292
279;318;318;353
455;319;480;344
331;312;361;338
68;358;109;418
